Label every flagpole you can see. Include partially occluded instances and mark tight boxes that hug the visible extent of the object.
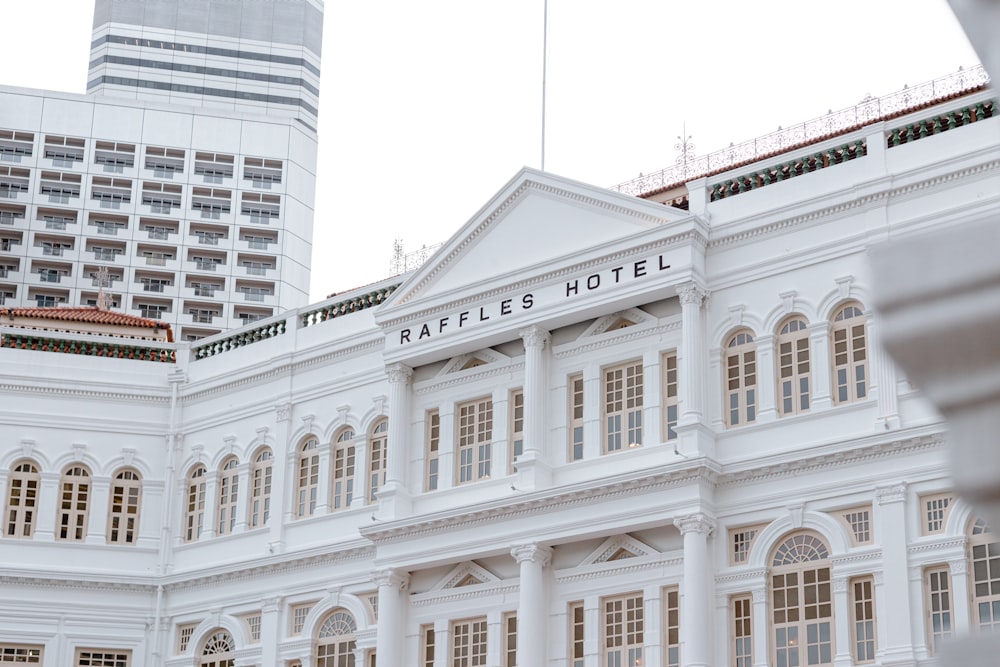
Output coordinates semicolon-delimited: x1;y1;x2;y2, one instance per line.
541;0;548;171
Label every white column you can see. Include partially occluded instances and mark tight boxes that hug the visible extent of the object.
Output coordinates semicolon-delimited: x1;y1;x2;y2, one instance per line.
517;326;551;489
832;576;852;667
676;283;708;424
751;587;769;667
379;363;413;518
433;618;450;667
949;558;972;635
86;477;110;544
374;568;409;666
260;596;281;667
35;472;60;540
875;484;914;663
582;365;602;460
201;474;218;539
234;461;251;533
808;322;833;410
486;611;503;667
314;447;331;516
351;437;369;510
271;404;291;552
869;315;900;429
437;403;456;491
512;542;552;667
643;584;663;667
674;514;715;667
583;595;600;667
754;334;778;423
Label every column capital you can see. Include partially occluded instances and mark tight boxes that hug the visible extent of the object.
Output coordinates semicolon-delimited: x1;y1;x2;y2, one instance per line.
948;558;968;575
518;325;550;349
372;567;410;591
511;542;552;566
832;576;849;593
876;482;908;505
275;402;291;422
751;587;767;604
673;512;715;535
262;595;283;612
385;363;413;384
676;282;709;307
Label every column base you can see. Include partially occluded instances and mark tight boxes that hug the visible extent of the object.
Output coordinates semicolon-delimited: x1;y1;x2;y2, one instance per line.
375;481;412;519
673;421;716;459
513;451;552;490
876;646;916;666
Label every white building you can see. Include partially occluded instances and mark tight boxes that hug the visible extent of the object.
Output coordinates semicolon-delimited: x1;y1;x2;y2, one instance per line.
0;70;996;667
0;0;322;341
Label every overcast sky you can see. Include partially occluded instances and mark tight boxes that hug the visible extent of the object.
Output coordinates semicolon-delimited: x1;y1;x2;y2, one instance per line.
2;1;979;302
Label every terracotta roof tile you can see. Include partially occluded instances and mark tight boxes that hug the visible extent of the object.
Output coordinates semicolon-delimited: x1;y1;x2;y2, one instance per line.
2;307;171;330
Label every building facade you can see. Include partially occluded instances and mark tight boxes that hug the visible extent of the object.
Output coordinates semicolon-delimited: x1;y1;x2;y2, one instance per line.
0;75;996;667
0;0;321;341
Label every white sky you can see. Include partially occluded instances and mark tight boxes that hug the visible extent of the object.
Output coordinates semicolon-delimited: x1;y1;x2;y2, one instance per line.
2;1;979;302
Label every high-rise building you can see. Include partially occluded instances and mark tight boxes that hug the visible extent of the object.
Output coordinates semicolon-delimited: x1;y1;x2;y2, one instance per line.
0;0;321;341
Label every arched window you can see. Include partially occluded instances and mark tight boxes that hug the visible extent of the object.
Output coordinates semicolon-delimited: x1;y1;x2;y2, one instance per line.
332;429;355;511
199;630;235;667
249;448;272;528
5;461;39;538
831;303;867;404
725;330;757;427
297;438;319;518
108;469;141;545
57;465;91;541
316;610;357;667
185;465;206;542
369;419;388;503
771;533;833;666
969;519;1000;631
777;317;811;416
217;457;239;535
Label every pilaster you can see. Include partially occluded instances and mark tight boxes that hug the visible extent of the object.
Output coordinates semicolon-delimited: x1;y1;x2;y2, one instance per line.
379;363;413;518
516;326;552;489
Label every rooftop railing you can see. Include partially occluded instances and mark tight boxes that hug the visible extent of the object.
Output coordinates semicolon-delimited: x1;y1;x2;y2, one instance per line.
612;65;990;197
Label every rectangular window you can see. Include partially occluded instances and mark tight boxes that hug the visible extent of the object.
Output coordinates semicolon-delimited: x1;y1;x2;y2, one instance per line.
194;151;235;181
510;389;524;473
451;617;488;667
177;624;196;653
421;625;435;667
243;614;261;642
76;649;131;667
664;586;680;667
925;567;952;655
569;601;584;667
921;494;954;535
457;398;493;484
503;612;517;667
0;644;42;664
569;373;584;461
729;526;761;566
840;507;873;545
426;410;440;491
107;471;140;545
603;361;643;453
850;576;876;663
732;595;752;667
291;604;313;635
603;592;643;667
94;140;135;170
663;351;679;440
44;135;84;164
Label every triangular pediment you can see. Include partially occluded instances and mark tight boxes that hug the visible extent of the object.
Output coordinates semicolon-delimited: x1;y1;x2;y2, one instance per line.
439;348;512;376
579;307;655;340
582;534;659;566
432;561;502;591
381;168;688;310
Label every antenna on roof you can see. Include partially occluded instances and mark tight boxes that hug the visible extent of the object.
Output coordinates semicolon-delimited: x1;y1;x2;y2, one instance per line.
95;266;112;311
540;0;549;171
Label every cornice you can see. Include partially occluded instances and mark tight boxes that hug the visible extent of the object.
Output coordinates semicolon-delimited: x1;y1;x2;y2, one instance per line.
361;461;720;544
907;537;966;555
714;567;768;586
0;571;156;593
552;321;681;360
0;382;168;404
708;156;1000;250
381;228;704;328
718;433;944;487
829;548;882;567
164;542;375;591
555;554;683;584
414;362;525;395
410;583;519;606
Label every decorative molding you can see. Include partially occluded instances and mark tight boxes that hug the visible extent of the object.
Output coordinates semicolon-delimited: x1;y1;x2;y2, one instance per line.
752;587;767;603
948;558;968;575
555;555;682;584
518;325;550;349
372;568;410;592
835;275;855;300
674;513;716;536
582;534;658;565
714;568;768;587
553;321;680;360
728;305;745;328
677;282;708;307
385;363;413;385
833;576;849;593
788;504;804;529
432;561;502;592
300;414;315;434
907;537;966;555
415;361;525;394
410;583;520;607
876;483;908;505
274;403;291;423
779;290;798;314
511;543;553;567
0;382;168;404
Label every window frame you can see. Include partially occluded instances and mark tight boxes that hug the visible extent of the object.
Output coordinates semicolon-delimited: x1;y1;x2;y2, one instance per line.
777;316;811;416
248;448;272;529
456;397;493;485
451;616;488;667
663;351;679;440
509;389;524;474
368;419;388;503
664;585;680;667
568;373;585;462
74;648;132;667
426;410;440;491
831;303;868;405
184;465;206;542
850;575;876;664
316;610;358;667
602;360;644;453
332;428;356;511
56;465;92;541
924;565;953;655
770;532;834;667
5;460;40;538
731;594;752;667
725;330;757;427
602;591;644;667
216;457;239;536
296;438;320;518
107;468;141;545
